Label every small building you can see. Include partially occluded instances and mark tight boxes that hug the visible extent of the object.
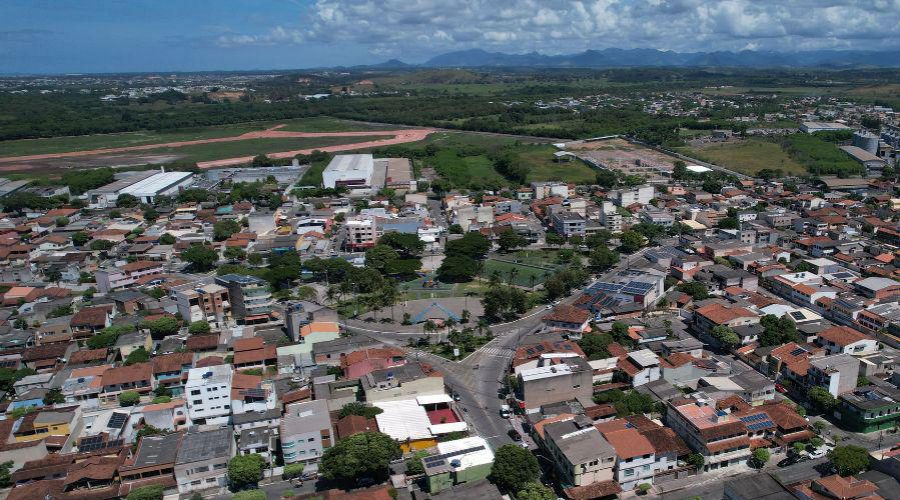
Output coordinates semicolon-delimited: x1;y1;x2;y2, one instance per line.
174;427;234;494
424;436;494;493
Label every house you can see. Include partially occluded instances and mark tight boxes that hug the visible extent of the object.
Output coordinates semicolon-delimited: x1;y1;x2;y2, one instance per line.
70;305;113;334
151;352;194;397
542;416;616;488
230;373;276;414
119;431;182;493
341;347;406;379
815;326;879;356
423;436;494;494
666;397;751;472
361;363;445;403
95;261;164;293
174;427;234;494
542;305;592;336
295;321;341;355
595;420;656;491
100;362;153;404
617;349;662;387
232;337;278;369
280;399;333;465
693;303;760;343
140;398;188;431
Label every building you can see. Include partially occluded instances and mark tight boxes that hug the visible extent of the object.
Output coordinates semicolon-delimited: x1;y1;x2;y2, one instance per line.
185;364;233;425
596;422;656;490
808;354;860;397
692;303;760;342
543;416;616;488
174;427;234;494
815;326;879;356
840;146;886;176
837;385;900;433
424;436;494;493
86;171;158;209
361;363;445;403
600;201;623;232
612;185;655;207
542;305;591;335
345;216;379;250
800;121;851;134
119;432;182;491
280;400;333;465
666;397;751;472
94;261;164;294
517;357;593;409
215;274;273;324
173;282;231;327
322;154;375;190
117;171;194;204
551;211;586;237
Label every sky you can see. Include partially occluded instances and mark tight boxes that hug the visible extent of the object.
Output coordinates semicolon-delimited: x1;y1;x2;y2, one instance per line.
2;0;899;74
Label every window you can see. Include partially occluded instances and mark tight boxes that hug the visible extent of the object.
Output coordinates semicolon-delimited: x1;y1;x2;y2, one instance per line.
191;480;202;486
643;465;651;471
190;390;201;396
283;441;295;449
206;478;217;483
193;400;202;405
308;438;315;442
624;469;634;477
214;463;227;470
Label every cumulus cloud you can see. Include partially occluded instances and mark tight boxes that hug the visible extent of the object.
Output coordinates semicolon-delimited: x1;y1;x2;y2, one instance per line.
217;0;900;56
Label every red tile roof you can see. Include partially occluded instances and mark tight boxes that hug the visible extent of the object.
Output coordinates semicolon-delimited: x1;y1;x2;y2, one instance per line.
817;325;871;346
101;362;152;387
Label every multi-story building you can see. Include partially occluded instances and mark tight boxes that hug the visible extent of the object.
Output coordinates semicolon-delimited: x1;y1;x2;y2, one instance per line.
814;326;879;356
344;215;379;250
280;399;333;465
517;357;593;409
612;185;655;207
95;260;164;293
185;365;233;426
215;274;273;324
174;427;234;494
807;354;860;397
543;416;616;488
322;154;374;190
596;422;656;491
666;397;751;472
173;282;231;327
837;385;900;433
550;210;586;237
692;302;760;342
600;201;623;232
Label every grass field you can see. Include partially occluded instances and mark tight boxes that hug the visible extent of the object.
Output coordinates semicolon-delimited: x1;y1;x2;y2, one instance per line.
685;138;807;176
518;144;597;184
133;135;391;163
0;117;383;157
481;258;558;288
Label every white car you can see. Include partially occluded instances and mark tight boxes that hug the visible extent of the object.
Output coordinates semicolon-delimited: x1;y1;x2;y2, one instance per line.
807;448;828;459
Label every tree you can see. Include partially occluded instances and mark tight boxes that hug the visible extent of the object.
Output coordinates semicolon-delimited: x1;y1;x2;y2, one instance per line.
545;232;565;247
619;231;645;253
119;391;141;407
759;314;802;347
810;437;825;448
43;388;65;405
711;325;740;348
405;449;429;476
125;347;150;365
72;231;90;246
188;321;211;335
214;220;242;241
637;483;652;495
379;232;425;257
228;453;265;490
828;445;869;476
320;432;401;483
589;245;619;270
158;233;177;245
116;193;140;208
498;231;527;253
152;395;172;404
482;286;528;322
578;333;612;360
90;239;115;251
55;216;70;227
437;255;480;283
717;217;739;230
182;244;218;271
857;376;870;387
0;460;14;488
338;401;384;419
283;463;305;480
44;268;62;284
365;245;400;273
224;246;247;261
808;386;837;413
126;484;165;500
490;444;540;492
517;482;555;500
686;453;704;469
444;232;490;259
752;448;770;468
142;316;180;338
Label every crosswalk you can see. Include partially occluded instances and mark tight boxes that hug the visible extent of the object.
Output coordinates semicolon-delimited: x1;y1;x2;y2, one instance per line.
477;346;515;358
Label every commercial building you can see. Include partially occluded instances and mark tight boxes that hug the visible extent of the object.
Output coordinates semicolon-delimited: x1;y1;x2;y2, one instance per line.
175;427;234;494
840;145;886;176
322;154;374;190
517;357;593;409
424;436;494;493
837;385;900;433
215;274;273;324
800;121;851;134
280;399;333;465
86;171;158;209
117;171;194;204
185;364;233;426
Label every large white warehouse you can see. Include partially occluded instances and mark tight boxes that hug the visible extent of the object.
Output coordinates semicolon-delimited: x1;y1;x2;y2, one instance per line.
322;154;374;190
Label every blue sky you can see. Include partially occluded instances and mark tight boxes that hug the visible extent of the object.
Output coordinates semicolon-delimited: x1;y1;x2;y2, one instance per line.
3;0;899;74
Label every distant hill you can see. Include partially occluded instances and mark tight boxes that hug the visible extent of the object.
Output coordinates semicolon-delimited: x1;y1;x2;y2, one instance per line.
417;48;900;68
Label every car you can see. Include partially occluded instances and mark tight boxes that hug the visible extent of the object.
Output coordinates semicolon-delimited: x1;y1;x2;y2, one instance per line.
508;429;522;441
775;383;788;393
807;447;831;459
452;393;461;401
777;455;809;467
500;404;511;418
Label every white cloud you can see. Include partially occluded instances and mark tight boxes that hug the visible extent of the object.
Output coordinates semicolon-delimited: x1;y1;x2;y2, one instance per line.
214;0;900;57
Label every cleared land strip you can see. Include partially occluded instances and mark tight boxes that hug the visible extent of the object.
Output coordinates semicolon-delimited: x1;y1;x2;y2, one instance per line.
0;125;434;167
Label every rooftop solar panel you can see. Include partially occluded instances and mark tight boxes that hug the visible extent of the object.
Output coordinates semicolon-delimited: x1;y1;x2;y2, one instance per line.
790;347;807;356
790;311;807;320
107;412;128;429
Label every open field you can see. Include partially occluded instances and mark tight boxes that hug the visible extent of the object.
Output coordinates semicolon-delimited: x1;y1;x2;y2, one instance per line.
567;137;677;179
685;138;807;176
0;117;385;157
480;258;559;288
518;144;597;184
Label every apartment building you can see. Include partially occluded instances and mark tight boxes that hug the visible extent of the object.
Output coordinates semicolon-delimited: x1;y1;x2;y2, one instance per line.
215;274;273;324
173;282;231;327
837;385;900;433
280;399;333;465
666;397;751;472
543;416;616;488
95;260;164;293
517;357;593;409
185;364;233;425
807;354;860;397
551;210;586;237
612;185;655;207
600;201;623;232
596;423;656;491
345;215;379;250
175;427;234;494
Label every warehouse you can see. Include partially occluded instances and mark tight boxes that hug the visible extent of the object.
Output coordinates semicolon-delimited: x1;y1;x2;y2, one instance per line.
322;154;374;190
87;170;194;208
839;145;886;176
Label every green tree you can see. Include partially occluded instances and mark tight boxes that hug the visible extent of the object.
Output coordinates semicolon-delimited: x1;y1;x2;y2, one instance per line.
828;445;869;476
378;232;425;257
517;482;555;500
444;232;490;259
338;401;384;419
686;453;704;469
55;216;70;227
717;217;739;230
437;255;480;283
141;316;180;337
482;285;528;322
72;231;90;246
810;437;825;448
159;233;176;245
214;220;242;241
116;193;140;208
545;232;565;247
808;386;837;412
43;388;65;405
126;484;165;500
224;246;247;261
125;347;150;365
619;231;645;253
90;239;115;251
711;325;740;348
182;244;219;271
490;444;540;492
0;460;15;488
282;463;305;480
119;391;141;407
577;333;613;360
320;432;401;483
405;449;429;476
752;448;770;468
498;231;527;253
188;321;211;335
228;453;266;490
365;244;401;274
759;314;802;347
589;245;619;270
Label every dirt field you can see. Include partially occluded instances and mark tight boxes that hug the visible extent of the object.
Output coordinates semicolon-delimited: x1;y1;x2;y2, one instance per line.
565;138;676;178
0;125;435;172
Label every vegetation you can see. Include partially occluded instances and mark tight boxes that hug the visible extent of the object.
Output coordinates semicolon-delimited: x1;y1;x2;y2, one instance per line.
808;386;838;412
751;448;770;468
282;463;305;480
686;453;704;469
490;444;540;492
181;244;219;271
782;133;864;177
320;432;401;483
338;401;384;419
125;347;150;365
141;316;180;337
228;454;266;490
759;314;802;346
126;485;165;500
828;445;870;476
119;391;141;407
86;325;134;349
711;325;740;348
517;482;556;500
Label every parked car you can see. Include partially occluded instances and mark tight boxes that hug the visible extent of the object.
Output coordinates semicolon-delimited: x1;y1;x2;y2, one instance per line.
508;429;522;441
500;404;511;418
807;446;832;459
775;383;788;393
777;454;809;467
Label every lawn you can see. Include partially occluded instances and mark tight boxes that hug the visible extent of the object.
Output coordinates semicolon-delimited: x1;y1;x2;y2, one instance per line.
685;138;807;176
480;259;558;288
518;144;597;184
134;135;391;163
0;117;385;157
429;149;508;188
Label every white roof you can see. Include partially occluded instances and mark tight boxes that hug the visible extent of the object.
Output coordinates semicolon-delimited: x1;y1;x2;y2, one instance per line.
628;349;659;368
416;394;453;405
119;172;193;197
324;154;373;174
428;422;469;435
686;165;712;173
435;436;494;470
374;400;432;441
699;376;743;391
520;363;573;382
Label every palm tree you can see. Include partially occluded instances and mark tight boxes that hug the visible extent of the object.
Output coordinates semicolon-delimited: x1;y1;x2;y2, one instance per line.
508;267;519;286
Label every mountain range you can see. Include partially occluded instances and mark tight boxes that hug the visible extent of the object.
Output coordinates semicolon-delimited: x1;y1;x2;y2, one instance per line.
366;48;900;69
